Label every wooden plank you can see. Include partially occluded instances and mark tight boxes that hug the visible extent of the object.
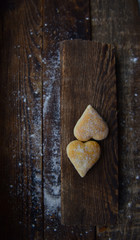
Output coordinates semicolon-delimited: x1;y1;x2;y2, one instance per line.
42;0;96;238
60;39;118;226
0;1;44;239
91;0;140;238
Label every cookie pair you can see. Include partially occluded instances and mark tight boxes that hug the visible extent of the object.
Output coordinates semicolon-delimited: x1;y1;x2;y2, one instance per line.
66;105;109;177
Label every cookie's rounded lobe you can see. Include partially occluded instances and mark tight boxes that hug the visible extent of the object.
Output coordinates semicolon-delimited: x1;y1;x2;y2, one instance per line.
66;140;101;177
74;105;109;141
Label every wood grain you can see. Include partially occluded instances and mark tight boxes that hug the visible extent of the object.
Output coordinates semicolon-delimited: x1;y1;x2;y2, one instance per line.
0;1;43;239
91;0;140;239
60;39;118;226
1;0;139;238
0;0;95;239
42;0;96;239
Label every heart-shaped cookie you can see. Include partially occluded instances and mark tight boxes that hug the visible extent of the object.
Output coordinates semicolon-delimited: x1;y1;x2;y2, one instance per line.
66;140;101;177
74;105;109;141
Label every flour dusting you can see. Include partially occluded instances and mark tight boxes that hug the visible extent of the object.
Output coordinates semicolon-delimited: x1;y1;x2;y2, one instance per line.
130;57;139;63
43;49;61;217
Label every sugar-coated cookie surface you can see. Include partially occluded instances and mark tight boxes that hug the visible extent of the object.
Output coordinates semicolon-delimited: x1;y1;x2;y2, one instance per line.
74;105;109;141
66;140;101;177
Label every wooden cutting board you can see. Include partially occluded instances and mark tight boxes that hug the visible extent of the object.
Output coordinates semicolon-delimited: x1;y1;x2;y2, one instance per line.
60;40;118;226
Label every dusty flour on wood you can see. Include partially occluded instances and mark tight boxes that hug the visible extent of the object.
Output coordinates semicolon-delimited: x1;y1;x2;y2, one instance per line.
43;49;61;217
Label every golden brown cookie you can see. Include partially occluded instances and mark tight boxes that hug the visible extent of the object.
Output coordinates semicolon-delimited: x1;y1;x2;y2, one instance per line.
74;105;109;141
66;140;101;177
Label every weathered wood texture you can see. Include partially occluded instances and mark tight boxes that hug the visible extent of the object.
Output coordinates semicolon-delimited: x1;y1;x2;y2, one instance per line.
42;1;96;239
0;1;44;239
0;0;96;239
61;40;118;226
91;0;140;239
0;0;139;238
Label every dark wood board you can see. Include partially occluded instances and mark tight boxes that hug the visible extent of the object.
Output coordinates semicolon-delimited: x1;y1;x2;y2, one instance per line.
60;39;118;226
0;0;139;239
42;1;96;239
91;0;140;239
0;0;96;239
0;1;44;239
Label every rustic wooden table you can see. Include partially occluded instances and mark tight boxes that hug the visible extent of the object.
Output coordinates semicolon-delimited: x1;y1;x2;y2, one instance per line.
0;0;140;239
